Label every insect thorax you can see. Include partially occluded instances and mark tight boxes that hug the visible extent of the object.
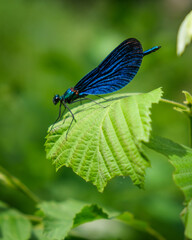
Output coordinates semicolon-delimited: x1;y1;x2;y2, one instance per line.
62;88;79;103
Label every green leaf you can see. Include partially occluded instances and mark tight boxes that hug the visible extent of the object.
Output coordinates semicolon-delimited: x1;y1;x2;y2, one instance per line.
0;202;31;240
145;136;192;240
73;204;108;227
177;10;192;56
171;91;192;117
38;200;108;240
145;135;192;202
181;199;192;239
38;200;164;240
33;228;52;240
45;88;162;192
183;91;192;106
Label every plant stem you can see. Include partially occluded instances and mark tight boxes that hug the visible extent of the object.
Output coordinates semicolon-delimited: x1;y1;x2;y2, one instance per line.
190;116;192;148
0;165;40;204
160;98;187;109
25;214;42;223
161;98;192;147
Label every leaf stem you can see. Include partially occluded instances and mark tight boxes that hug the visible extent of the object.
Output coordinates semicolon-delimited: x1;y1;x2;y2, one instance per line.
160;98;187;109
25;214;42;223
190;116;192;148
0;165;40;204
160;98;192;147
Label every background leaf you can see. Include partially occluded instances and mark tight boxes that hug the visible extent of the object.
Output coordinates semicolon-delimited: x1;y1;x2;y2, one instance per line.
146;135;192;202
33;229;52;240
38;200;163;240
177;10;192;56
181;199;192;239
145;136;192;239
45;88;162;192
38;200;108;240
0;202;31;240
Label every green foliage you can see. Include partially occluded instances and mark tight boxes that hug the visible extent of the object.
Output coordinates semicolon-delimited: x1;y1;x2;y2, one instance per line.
0;202;31;240
33;229;51;240
173;91;192;116
38;199;164;240
45;88;162;192
38;200;108;240
181;199;192;239
146;136;192;202
1;0;192;239
146;136;192;239
0;199;164;240
183;91;192;107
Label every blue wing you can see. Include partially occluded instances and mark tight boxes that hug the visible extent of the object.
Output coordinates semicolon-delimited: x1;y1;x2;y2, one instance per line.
74;38;143;95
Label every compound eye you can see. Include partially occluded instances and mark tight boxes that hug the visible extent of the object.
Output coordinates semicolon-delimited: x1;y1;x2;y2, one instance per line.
53;95;60;105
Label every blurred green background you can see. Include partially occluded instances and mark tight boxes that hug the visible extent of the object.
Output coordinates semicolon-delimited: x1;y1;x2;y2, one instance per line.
0;0;192;239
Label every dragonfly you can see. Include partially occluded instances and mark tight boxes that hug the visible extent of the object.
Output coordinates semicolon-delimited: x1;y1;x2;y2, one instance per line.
51;38;160;135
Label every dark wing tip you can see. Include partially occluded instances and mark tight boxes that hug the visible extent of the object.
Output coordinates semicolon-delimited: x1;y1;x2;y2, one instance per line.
123;38;142;46
123;38;143;54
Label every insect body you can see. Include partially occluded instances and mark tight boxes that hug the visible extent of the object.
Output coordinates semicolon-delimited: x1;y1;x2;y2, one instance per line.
52;38;160;134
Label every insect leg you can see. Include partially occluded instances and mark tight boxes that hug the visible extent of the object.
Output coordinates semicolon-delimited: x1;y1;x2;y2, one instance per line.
71;98;89;104
81;97;106;108
62;102;76;139
72;98;106;108
95;95;107;101
61;107;67;124
49;102;64;133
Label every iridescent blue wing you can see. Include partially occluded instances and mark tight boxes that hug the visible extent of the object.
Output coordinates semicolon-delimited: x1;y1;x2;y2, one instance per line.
74;38;143;95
